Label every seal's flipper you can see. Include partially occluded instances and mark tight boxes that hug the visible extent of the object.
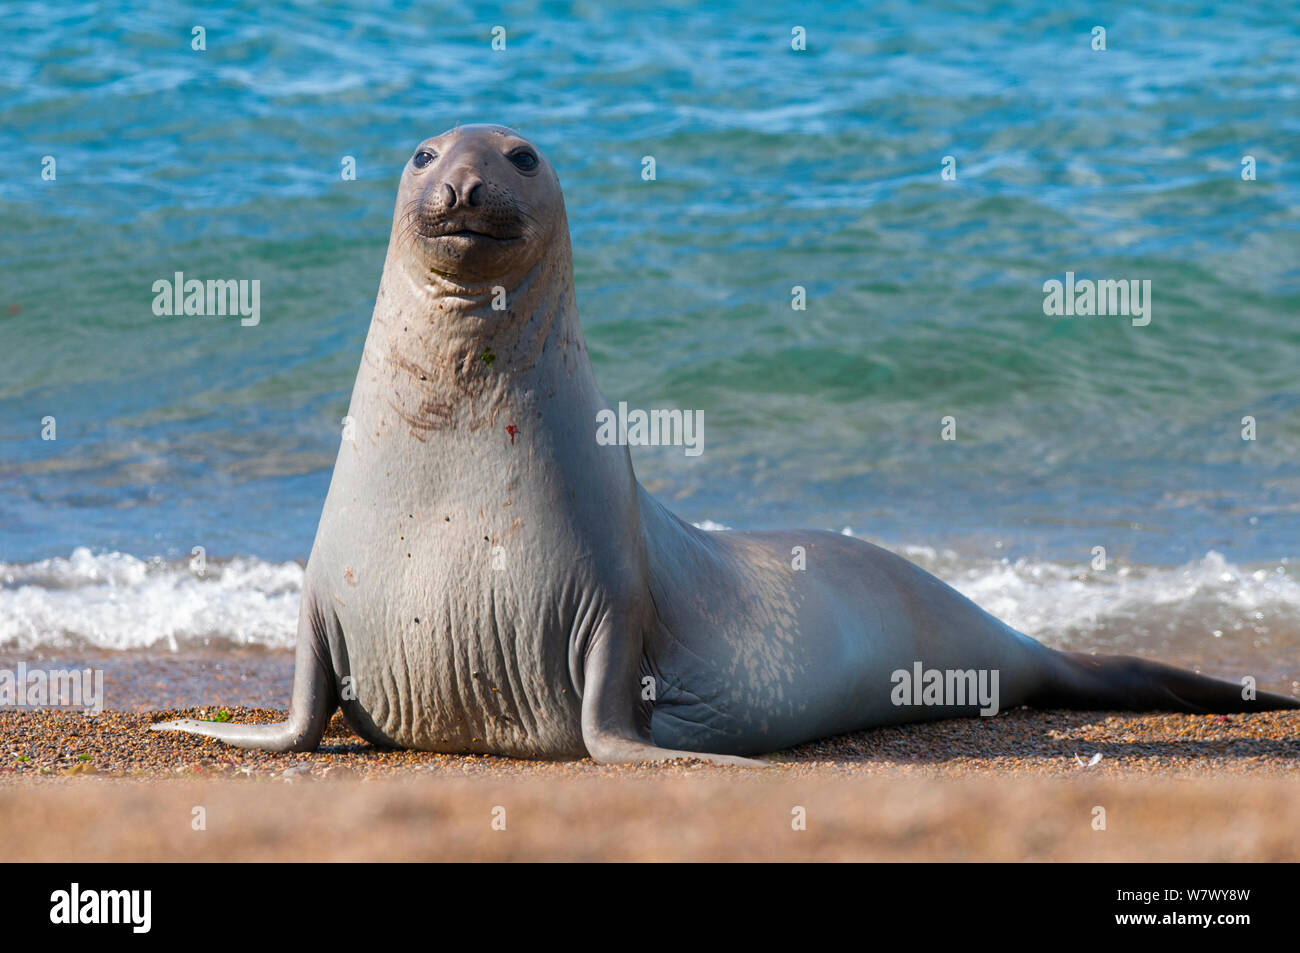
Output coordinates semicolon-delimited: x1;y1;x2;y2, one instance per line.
1032;651;1300;714
152;597;339;752
578;617;768;768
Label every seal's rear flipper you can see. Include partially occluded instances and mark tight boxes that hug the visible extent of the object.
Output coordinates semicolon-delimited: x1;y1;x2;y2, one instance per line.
151;598;338;752
1031;651;1300;714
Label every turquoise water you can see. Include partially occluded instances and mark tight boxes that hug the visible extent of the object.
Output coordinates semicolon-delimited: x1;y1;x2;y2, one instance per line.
1;3;1299;668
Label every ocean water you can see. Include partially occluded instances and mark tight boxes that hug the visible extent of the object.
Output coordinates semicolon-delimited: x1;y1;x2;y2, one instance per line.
1;2;1298;687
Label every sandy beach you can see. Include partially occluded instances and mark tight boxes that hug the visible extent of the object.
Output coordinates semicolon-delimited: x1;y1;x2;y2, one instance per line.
3;654;1296;862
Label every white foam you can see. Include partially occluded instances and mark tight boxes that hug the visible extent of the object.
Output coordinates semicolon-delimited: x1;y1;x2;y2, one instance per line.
887;541;1300;653
0;548;301;652
2;543;1297;657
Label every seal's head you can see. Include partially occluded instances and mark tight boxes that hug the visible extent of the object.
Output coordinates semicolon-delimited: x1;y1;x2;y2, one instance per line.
394;124;564;288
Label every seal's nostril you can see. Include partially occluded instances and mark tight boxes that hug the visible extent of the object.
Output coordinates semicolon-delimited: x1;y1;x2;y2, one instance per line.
466;180;484;207
441;182;457;207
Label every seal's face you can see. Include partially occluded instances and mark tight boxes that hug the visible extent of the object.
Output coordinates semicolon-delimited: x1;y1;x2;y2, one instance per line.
396;124;562;286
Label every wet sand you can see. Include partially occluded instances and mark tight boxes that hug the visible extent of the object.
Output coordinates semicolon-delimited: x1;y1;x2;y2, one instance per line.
1;651;1296;861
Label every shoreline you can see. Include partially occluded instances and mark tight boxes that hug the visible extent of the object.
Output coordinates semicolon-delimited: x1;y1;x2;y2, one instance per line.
4;647;1294;714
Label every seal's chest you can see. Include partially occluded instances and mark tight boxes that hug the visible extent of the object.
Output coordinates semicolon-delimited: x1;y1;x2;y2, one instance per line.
336;550;587;758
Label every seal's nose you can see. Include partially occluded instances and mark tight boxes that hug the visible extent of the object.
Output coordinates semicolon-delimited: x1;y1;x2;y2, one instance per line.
440;174;484;208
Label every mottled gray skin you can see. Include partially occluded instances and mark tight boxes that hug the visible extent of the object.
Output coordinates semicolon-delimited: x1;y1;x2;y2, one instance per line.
154;125;1299;764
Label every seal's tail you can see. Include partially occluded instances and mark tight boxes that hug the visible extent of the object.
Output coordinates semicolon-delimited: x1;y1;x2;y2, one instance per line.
1030;651;1300;714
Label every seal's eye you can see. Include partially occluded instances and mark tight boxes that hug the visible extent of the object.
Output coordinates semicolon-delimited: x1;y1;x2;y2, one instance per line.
411;150;435;169
508;149;538;173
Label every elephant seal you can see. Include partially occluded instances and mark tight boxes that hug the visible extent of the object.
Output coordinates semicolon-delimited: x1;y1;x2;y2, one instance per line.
154;124;1299;764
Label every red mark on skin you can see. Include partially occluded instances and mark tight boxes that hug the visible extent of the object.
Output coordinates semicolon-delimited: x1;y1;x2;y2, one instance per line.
506;425;518;445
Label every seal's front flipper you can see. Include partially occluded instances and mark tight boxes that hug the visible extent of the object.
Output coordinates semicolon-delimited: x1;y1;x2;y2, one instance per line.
152;599;338;753
149;715;321;751
577;616;768;768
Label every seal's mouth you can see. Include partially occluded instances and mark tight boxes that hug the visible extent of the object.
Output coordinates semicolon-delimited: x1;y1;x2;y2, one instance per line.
403;198;536;283
415;220;522;243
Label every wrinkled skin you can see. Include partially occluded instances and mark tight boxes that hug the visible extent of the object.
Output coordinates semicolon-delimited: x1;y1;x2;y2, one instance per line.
154;125;1300;764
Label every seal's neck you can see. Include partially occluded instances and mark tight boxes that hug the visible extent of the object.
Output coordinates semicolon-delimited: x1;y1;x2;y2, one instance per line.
356;225;601;441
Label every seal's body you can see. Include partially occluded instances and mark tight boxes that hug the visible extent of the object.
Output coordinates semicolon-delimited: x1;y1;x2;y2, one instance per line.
155;125;1299;764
